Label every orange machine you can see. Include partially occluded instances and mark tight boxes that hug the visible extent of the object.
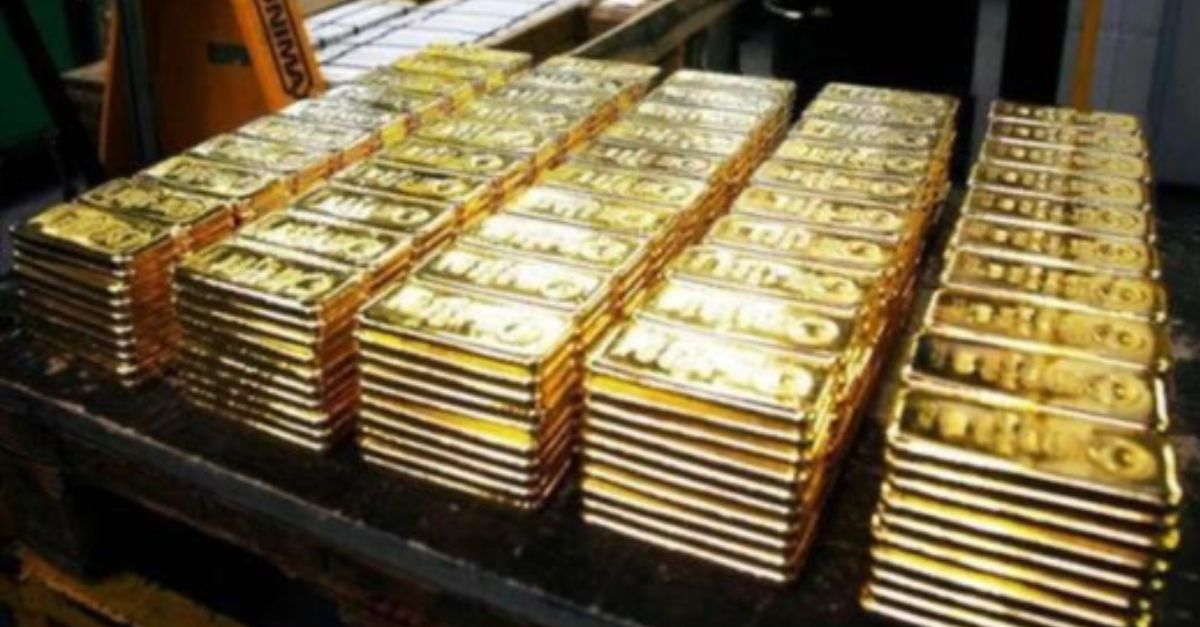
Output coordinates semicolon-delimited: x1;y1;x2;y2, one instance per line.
101;0;326;173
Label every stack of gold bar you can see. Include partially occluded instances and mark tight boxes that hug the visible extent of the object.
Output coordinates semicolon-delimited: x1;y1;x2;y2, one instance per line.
289;45;530;147
862;101;1180;627
173;51;648;453
354;68;785;507
12;45;529;392
11;188;234;385
173;239;369;451
580;82;959;582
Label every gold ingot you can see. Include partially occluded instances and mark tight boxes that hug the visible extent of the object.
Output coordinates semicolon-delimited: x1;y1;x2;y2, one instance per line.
790;118;948;154
139;155;288;222
358;67;475;106
239;114;375;161
584;400;816;476
334;160;492;211
357;281;575;383
665;245;882;316
413;244;612;316
649;84;783;117
706;214;899;274
962;189;1153;241
818;82;958;114
460;99;580;137
517;69;641;98
940;249;1168;323
863;562;1146;627
582;472;801;551
635;278;863;356
576;140;725;181
462;213;650;276
360;346;577;417
415;119;559;165
903;330;1169;431
871;523;1151;614
883;470;1175;553
544;161;708;209
667;69;795;99
971;161;1151;210
377;138;530;189
425;44;532;76
588;319;838;427
187;133;335;193
79;178;233;234
803;99;950;130
878;485;1164;576
950;217;1159;278
323;82;447;116
14;203;177;269
773;138;937;179
486;83;611;114
889;387;1179;509
176;239;364;321
753;159;930;207
505;185;679;239
926;288;1170;371
980;138;1150;181
282;97;410;144
581;429;809;516
632;100;763;133
990;100;1143;135
732;185;921;242
293;184;457;252
987;120;1149;156
393;55;504;90
600;119;748;157
239;210;412;287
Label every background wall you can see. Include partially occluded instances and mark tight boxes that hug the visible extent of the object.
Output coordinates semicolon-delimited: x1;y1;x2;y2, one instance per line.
1055;0;1199;186
0;0;77;149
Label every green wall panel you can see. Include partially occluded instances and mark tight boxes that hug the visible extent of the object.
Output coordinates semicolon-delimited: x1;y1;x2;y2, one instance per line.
0;0;78;149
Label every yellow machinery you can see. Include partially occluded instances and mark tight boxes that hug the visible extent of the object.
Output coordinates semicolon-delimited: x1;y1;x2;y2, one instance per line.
100;0;325;172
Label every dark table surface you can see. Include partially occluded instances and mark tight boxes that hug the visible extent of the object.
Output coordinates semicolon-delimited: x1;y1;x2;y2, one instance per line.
0;188;1197;627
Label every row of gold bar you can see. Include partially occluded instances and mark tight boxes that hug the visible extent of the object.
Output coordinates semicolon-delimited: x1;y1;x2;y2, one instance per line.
861;101;1180;627
11;44;530;388
356;69;796;508
580;82;961;582
174;54;665;452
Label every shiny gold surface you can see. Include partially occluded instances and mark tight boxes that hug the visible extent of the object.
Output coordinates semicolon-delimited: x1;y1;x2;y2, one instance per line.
292;184;456;251
980;138;1150;181
790;118;948;154
79;178;233;230
904;330;1167;431
971;161;1151;209
706;214;898;274
804;100;950;130
987;119;1149;156
940;249;1167;322
13;203;176;265
926;288;1169;370
990;100;1143;134
962;189;1153;240
950;217;1158;277
576;140;725;181
504;186;678;238
818;83;958;114
543;162;708;209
